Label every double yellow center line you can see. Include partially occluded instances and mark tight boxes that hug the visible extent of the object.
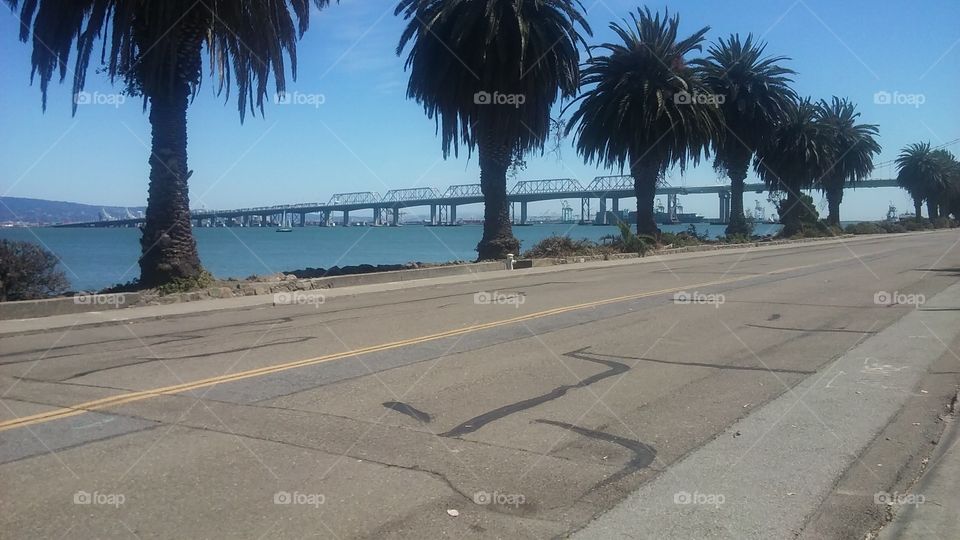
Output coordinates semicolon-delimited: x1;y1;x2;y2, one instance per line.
0;254;855;433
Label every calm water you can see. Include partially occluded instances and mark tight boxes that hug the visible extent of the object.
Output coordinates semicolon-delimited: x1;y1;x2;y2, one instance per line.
1;222;783;291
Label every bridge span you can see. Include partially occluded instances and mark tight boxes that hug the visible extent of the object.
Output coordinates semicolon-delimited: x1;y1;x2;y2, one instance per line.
54;176;899;228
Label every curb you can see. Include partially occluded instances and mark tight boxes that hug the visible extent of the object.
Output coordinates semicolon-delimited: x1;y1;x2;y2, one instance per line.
0;261;506;321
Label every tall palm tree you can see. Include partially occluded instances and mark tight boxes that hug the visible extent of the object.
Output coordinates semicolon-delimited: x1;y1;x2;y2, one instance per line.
395;0;591;260
8;0;332;288
896;142;944;222
815;97;881;225
566;8;717;237
931;149;960;218
692;34;796;236
755;97;834;237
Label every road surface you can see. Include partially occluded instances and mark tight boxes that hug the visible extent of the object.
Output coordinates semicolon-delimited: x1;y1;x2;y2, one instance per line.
1;231;959;539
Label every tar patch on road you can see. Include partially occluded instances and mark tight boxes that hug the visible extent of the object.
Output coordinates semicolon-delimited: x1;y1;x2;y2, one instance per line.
382;401;433;423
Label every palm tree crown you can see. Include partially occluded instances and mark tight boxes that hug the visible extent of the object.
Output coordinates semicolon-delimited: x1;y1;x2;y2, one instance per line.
395;0;591;158
692;34;795;235
567;8;715;173
10;0;325;117
566;8;717;235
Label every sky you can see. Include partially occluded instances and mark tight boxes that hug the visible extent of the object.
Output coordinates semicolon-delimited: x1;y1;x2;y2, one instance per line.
1;0;958;222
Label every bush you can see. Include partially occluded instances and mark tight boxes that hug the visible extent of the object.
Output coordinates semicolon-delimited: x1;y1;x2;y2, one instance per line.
845;222;885;235
0;239;69;301
610;222;657;255
931;217;956;229
522;235;606;258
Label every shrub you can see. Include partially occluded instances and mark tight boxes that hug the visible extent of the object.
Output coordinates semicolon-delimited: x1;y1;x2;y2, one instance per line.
845;222;885;235
523;235;605;258
0;239;69;301
931;217;955;229
612;222;657;255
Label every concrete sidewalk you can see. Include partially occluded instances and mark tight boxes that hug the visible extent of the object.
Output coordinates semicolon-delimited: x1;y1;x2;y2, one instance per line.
877;403;960;540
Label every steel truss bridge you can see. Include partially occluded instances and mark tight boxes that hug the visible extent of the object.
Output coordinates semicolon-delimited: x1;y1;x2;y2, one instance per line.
55;177;899;228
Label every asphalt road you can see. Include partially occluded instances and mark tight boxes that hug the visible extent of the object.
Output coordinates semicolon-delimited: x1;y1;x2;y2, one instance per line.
1;231;959;539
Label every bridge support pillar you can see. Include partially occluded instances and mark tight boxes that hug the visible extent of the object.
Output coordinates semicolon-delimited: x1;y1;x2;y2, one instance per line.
599;198;608;225
718;191;731;223
612;197;619;216
668;193;678;222
520;201;528;225
391;207;400;226
449;205;457;225
581;198;590;224
260;214;270;227
430;204;437;225
342;210;350;227
298;212;307;227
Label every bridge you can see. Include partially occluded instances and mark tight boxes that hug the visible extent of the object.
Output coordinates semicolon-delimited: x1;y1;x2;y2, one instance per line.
54;177;900;228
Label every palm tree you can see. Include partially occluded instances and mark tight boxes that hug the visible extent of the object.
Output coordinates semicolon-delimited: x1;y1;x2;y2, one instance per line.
395;0;591;260
931;149;960;218
8;0;332;288
566;8;717;237
692;34;796;236
755;97;834;237
896;142;944;222
815;97;881;225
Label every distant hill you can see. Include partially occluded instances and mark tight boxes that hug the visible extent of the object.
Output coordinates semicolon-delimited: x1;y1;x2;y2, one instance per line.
0;196;145;226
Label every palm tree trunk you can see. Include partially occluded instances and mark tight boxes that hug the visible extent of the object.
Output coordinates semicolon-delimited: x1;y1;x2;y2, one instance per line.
630;159;660;237
926;199;940;220
914;198;923;223
826;185;843;226
725;160;749;237
138;83;203;287
476;122;519;260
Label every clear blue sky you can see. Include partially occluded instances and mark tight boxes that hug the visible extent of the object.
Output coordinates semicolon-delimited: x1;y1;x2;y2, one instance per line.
1;0;958;221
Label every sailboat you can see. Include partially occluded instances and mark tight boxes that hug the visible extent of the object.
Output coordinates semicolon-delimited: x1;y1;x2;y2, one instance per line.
276;210;293;232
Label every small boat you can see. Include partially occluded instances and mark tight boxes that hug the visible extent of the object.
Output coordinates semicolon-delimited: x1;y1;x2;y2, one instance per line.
276;210;293;232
